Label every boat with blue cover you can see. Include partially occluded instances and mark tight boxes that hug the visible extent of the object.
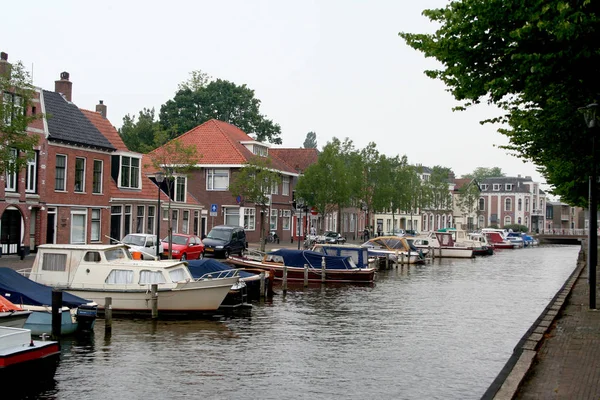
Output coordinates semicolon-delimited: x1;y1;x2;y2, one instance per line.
0;267;97;337
226;248;376;283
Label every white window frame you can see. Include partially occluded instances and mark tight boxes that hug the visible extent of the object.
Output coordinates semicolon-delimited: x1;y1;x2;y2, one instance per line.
70;209;88;244
5;148;17;192
175;176;186;202
271;181;279;195
136;206;145;234
505;198;512;211
171;209;179;233
282;176;290;196
505;184;513;191
504;215;512;226
478;198;485;211
25;151;37;193
92;159;103;194
244;208;256;230
224;207;240;226
206;168;229;191
182;210;189;234
270;209;278;230
282;210;291;230
91;209;101;242
147;205;156;234
480;184;488;191
119;156;141;189
55;154;67;191
74;157;86;193
492;184;501;191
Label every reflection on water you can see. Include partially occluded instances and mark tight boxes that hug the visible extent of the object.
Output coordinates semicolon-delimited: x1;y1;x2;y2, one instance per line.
32;245;579;400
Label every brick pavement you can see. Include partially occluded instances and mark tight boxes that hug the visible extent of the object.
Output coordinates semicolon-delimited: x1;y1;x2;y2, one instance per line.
484;245;600;399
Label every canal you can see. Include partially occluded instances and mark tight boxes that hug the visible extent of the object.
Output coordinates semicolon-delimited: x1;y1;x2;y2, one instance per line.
31;245;579;400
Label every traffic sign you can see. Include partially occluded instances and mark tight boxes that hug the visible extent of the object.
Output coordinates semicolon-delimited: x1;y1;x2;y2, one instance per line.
310;207;318;216
210;204;218;216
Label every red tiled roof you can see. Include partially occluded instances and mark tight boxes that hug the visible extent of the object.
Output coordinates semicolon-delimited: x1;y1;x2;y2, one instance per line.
80;109;129;151
149;119;299;174
269;148;318;173
454;178;473;191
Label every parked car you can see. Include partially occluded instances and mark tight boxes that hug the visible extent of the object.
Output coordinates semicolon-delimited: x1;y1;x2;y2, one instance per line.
202;225;247;258
387;228;406;237
322;231;346;244
121;233;163;260
161;233;204;261
405;230;418;236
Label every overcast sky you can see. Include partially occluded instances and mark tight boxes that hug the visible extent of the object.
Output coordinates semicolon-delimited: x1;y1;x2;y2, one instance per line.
4;0;551;192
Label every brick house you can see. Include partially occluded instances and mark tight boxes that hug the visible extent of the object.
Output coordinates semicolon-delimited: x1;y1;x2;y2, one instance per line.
149;119;318;243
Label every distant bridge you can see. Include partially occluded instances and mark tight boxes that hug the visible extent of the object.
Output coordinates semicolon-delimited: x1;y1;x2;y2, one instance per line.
533;229;590;245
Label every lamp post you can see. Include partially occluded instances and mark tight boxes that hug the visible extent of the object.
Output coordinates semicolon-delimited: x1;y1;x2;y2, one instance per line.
580;103;598;309
155;171;165;258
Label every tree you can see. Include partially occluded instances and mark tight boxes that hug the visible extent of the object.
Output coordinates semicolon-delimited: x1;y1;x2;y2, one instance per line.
456;179;481;231
424;166;454;227
461;167;505;181
0;59;39;175
119;108;160;153
159;75;282;144
303;131;317;149
399;1;600;206
229;156;282;252
146;131;199;259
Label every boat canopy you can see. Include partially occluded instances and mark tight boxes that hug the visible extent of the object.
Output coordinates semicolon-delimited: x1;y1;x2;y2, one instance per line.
0;267;92;308
269;249;358;270
187;259;255;279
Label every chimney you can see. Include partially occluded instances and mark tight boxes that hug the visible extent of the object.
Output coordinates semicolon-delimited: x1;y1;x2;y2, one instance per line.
96;100;107;118
55;71;72;102
0;52;11;78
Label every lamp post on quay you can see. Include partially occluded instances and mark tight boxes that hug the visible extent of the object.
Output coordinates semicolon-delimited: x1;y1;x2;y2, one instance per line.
580;103;598;310
155;171;165;258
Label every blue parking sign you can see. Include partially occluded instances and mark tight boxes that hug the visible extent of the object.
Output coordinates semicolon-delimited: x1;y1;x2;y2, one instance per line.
211;204;218;213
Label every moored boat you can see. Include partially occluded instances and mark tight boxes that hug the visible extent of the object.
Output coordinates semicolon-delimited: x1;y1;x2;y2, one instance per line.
361;236;427;265
310;243;374;268
410;232;474;258
226;248;376;283
0;295;32;329
24;244;239;317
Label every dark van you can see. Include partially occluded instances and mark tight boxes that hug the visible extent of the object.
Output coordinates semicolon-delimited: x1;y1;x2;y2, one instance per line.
202;225;247;258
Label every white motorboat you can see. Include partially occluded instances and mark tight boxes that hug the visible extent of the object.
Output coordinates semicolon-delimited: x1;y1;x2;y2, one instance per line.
25;244;239;316
410;232;474;258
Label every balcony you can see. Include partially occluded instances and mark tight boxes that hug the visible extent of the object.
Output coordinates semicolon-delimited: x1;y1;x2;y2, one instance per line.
532;209;545;216
561;214;570;221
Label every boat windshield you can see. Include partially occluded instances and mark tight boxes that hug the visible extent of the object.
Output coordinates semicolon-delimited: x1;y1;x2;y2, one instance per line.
207;229;231;241
105;248;132;261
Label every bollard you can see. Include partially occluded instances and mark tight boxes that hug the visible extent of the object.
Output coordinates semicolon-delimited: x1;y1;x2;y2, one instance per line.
282;266;288;295
51;289;62;340
401;252;405;265
259;272;266;299
395;250;399;269
304;264;309;287
385;253;389;270
104;297;112;333
321;257;326;283
151;284;158;319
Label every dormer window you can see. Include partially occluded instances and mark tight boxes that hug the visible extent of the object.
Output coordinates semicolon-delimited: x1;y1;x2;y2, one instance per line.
480;184;488;191
505;184;513;191
112;155;141;189
493;184;501;191
253;145;268;157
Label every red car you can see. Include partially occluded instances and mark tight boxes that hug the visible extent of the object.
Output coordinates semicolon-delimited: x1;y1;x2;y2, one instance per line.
161;234;204;261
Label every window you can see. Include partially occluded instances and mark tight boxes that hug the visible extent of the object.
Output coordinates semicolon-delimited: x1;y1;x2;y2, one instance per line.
4;148;17;192
282;176;290;196
505;184;513;191
224;207;239;226
270;209;278;230
518;217;522;224
271;181;278;195
93;160;103;194
182;210;189;234
282;210;291;230
171;210;179;233
252;145;268;156
139;270;167;284
505;198;512;211
169;268;188;282
244;208;256;230
75;157;85;192
71;209;87;244
480;184;488;191
175;177;186;202
120;156;140;188
525;198;530;212
147;206;155;234
478;215;485;228
136;206;145;233
55;154;66;191
41;253;67;271
25;151;37;193
2;92;22;126
124;205;132;236
478;198;485;211
518;199;522;211
206;168;229;190
105;269;134;284
504;216;512;226
493;184;501;191
91;209;101;241
84;252;101;262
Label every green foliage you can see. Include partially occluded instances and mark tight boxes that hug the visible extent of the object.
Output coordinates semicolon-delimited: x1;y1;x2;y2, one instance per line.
0;60;39;174
303;131;318;149
119;108;160;153
425;166;454;211
399;0;600;206
456;179;481;220
229;157;282;251
504;224;529;233
159;75;282;144
461;167;505;181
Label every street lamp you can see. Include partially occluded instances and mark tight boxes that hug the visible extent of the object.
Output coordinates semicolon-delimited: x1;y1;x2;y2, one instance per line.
580;103;598;309
155;171;165;258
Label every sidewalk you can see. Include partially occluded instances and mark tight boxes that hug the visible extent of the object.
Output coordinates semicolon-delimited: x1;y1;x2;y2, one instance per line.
485;246;600;399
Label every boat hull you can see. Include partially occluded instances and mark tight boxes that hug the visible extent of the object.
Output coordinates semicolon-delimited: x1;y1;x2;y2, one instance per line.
0;311;32;329
425;247;474;258
61;276;239;315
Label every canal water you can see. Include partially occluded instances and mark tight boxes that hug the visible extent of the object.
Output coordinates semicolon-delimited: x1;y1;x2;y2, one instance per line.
29;245;579;400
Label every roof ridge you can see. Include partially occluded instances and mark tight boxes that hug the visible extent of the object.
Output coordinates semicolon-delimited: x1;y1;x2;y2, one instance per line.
211;119;251;162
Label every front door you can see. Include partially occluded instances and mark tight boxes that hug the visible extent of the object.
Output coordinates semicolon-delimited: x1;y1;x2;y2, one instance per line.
46;209;56;244
1;208;22;255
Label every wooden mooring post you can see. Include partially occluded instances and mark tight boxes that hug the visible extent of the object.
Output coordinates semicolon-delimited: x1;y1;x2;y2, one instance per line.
321;257;326;283
304;264;309;287
385;253;390;270
51;289;62;340
259;272;266;299
151;284;158;319
282;266;288;295
104;297;112;334
395;250;399;269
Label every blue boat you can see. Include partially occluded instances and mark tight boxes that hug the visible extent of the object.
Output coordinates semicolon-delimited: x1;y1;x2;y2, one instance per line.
0;267;97;337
